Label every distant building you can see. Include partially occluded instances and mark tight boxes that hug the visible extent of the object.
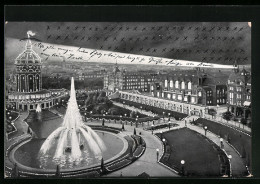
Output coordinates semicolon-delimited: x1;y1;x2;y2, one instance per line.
7;36;68;111
150;69;228;106
227;66;251;120
78;69;107;80
104;63;158;92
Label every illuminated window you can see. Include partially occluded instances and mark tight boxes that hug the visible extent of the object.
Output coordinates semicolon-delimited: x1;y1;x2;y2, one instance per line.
181;81;185;89
170;80;173;88
175;81;179;88
188;82;192;89
164;80;168;87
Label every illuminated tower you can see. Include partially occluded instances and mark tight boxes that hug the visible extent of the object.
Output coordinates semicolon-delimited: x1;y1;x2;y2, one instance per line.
15;34;42;93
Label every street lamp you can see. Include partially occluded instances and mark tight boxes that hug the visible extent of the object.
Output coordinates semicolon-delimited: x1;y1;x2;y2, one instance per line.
162;138;166;144
140;106;142;112
84;112;87;122
228;155;232;177
160;131;163;140
181;160;185;175
163;112;165;122
156;148;159;161
220;138;224;149
9;116;12;121
151;124;154;134
135;118;138;128
204;126;208;136
90;111;93;122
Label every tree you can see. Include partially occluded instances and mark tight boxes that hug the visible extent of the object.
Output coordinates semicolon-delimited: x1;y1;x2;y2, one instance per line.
208;108;217;118
85;94;92;106
222;111;233;123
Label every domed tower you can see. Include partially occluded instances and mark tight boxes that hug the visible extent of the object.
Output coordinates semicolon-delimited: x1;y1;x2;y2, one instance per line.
15;33;42;93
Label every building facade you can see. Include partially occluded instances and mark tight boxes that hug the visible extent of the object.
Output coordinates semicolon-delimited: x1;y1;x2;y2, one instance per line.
150;69;228;107
78;69;107;80
104;63;158;92
6;37;68;111
227;67;251;120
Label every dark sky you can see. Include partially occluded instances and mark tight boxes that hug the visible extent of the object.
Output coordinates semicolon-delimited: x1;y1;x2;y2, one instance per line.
5;22;251;65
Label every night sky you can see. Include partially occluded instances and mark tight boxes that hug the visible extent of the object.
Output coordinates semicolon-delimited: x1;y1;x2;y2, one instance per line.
5;22;251;65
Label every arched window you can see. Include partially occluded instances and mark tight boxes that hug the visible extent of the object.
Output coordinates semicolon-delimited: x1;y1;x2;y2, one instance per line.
188;81;192;89
170;80;173;88
181;81;185;89
165;79;168;87
175;81;179;88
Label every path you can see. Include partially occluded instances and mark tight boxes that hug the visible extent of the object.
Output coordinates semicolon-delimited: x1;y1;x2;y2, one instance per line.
86;120;178;177
8;112;29;140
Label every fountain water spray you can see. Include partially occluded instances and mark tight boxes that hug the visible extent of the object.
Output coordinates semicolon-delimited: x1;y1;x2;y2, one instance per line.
39;77;106;166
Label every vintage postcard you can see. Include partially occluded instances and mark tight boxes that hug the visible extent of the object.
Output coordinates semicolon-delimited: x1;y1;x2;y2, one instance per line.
4;21;252;178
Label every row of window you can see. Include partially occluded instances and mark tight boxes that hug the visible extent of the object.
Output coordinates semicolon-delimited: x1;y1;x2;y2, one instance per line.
229;86;242;91
164;80;192;90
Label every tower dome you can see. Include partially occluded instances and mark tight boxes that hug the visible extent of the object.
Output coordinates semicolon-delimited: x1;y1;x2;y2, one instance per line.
15;31;42;93
15;38;41;65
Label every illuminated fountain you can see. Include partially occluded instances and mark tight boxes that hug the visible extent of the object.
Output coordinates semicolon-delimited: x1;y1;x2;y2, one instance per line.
38;77;106;167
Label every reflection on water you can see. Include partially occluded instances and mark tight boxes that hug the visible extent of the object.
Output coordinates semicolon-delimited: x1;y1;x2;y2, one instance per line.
38;144;102;169
14;132;123;170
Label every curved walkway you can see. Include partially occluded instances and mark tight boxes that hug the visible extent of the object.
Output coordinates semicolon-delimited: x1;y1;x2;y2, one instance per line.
86;120;178;177
8;112;29;140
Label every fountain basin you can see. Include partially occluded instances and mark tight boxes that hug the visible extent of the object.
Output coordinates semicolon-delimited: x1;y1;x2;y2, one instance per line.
10;130;128;173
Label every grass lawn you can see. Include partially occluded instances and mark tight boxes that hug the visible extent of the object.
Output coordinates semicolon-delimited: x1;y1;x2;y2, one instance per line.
161;128;228;177
193;118;251;170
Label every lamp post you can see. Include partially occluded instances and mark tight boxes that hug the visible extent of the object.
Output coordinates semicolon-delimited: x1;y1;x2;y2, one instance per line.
123;101;125;107
181;160;185;176
9;116;12;122
90;111;93;122
156;148;159;161
62;99;64;105
204;126;208;136
56;102;59;109
228;155;232;177
220;138;224;149
151;124;154;134
168;112;171;121
163;112;165;123
140;106;142;112
136;118;138;128
84;112;87;122
160;131;163;140
162;138;166;145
